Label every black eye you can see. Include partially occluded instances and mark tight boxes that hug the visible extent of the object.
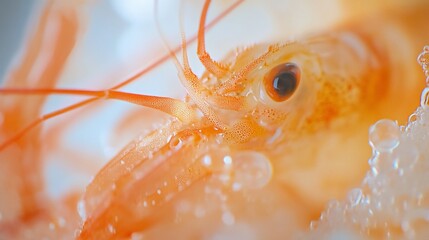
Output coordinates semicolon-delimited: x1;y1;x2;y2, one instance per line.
264;63;300;102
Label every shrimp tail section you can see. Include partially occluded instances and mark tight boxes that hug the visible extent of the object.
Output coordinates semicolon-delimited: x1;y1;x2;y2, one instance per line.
78;121;213;239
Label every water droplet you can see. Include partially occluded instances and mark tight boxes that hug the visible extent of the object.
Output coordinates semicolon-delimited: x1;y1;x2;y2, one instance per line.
418;49;429;67
393;144;419;170
202;155;212;166
58;217;66;227
222;211;235;226
49;222;55;230
157;189;162;195
369;119;400;152
120;160;125;165
151;200;156;206
169;136;183;150
408;113;418;123
107;224;116;234
194;206;206;218
232;182;242;191
231;151;272;189
309;221;319;230
223;155;233;166
421;87;429;107
143;201;148;207
347;188;363;207
77;200;87;221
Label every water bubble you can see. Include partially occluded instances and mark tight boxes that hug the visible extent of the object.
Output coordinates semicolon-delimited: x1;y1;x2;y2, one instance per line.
49;222;55;230
231;151;272;189
222;211;235;226
369;119;400;152
223;155;233;166
408;113;418;123
202;155;212;167
417;48;429;68
393;144;419;170
421;87;429;107
348;188;363;207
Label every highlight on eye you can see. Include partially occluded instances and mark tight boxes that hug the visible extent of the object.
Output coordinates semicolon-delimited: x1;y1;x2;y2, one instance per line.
263;62;300;102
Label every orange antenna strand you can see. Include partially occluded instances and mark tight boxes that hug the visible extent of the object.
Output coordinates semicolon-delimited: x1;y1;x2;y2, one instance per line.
197;0;229;77
0;0;245;152
155;0;229;130
0;88;196;123
0;98;95;151
219;44;282;94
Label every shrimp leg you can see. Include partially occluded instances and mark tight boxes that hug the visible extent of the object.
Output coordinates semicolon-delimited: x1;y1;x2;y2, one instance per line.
78;122;217;239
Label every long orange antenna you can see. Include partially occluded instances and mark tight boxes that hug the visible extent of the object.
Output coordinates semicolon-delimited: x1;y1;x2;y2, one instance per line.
0;0;245;151
155;0;229;130
0;88;196;123
0;98;95;151
197;0;228;77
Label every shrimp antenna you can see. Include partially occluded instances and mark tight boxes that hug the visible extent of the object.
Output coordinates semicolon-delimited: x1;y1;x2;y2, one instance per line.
154;0;228;130
197;0;228;77
0;0;245;151
0;88;197;151
0;88;196;123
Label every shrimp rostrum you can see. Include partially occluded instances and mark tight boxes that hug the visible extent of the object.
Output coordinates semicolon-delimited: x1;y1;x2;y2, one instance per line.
1;0;428;239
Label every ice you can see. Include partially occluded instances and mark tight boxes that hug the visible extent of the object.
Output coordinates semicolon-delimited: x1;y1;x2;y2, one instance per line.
306;105;429;239
303;46;429;239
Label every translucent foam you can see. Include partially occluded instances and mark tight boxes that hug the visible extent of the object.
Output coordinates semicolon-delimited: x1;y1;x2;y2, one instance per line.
368;119;400;152
305;106;429;239
303;46;429;239
231;151;272;190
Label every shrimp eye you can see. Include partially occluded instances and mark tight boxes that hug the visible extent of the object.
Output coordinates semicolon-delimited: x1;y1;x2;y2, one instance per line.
264;63;300;102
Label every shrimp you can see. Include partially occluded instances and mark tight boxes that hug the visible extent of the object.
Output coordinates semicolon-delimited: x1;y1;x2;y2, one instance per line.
76;1;429;238
0;0;428;239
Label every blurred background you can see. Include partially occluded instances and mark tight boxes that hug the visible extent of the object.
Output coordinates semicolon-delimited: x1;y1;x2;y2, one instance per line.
0;1;35;79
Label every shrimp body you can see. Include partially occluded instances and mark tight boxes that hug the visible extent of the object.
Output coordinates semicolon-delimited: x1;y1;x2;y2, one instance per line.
76;2;428;239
